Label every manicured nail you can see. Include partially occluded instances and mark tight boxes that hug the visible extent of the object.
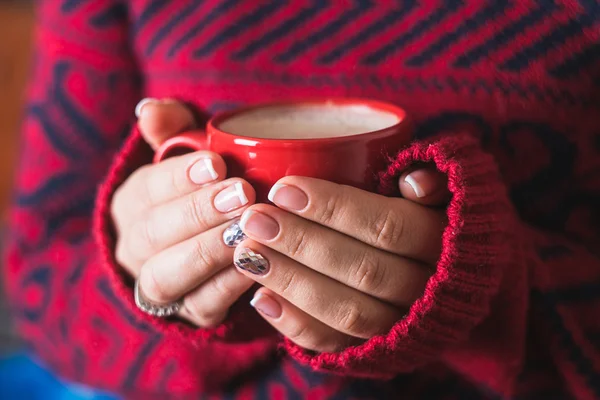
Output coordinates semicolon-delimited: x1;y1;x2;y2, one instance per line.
250;292;281;319
189;158;218;185
268;184;308;211
222;220;246;247
240;210;280;240
404;172;426;198
135;98;156;118
214;182;248;212
235;248;269;275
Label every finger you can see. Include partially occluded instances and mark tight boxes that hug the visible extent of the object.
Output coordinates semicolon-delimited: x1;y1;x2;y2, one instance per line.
112;150;228;229
123;179;254;266
239;205;430;307
234;241;402;339
266;177;447;263
179;266;254;328
398;166;451;207
250;288;361;353
137;219;245;304
136;98;197;149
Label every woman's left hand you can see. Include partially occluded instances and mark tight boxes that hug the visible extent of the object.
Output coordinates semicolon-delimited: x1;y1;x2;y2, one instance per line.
234;167;450;352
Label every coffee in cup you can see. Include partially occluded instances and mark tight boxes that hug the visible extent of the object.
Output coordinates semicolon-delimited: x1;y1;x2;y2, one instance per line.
218;103;401;140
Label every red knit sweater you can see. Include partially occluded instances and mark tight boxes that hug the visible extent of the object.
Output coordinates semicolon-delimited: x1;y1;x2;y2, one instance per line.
4;1;600;399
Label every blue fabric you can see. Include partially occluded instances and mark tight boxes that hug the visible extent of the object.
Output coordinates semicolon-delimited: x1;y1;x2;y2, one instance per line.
0;353;118;400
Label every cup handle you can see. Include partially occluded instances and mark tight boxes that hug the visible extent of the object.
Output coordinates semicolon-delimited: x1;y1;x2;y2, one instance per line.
153;131;208;163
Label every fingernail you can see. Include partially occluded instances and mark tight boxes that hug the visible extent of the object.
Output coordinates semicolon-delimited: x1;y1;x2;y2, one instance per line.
189;158;218;185
239;210;279;240
214;182;249;212
250;292;281;319
235;248;269;275
404;172;426;198
223;220;246;247
135;98;156;118
268;184;308;211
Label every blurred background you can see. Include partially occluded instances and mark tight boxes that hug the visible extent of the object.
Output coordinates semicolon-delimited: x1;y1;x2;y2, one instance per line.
0;3;118;398
0;3;116;398
0;0;34;354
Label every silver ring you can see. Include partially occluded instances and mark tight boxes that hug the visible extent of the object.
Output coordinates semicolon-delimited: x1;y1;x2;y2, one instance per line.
134;279;182;317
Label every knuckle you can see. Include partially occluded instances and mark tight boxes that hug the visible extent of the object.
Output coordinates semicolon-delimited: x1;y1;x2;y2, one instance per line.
371;208;404;249
338;302;368;336
182;296;202;318
140;217;158;252
127;218;156;260
286;229;308;259
141;267;170;304
314;190;340;225
210;273;235;299
183;192;210;230
286;322;311;344
351;251;385;295
183;297;226;328
168;162;188;195
189;238;216;274
278;269;299;298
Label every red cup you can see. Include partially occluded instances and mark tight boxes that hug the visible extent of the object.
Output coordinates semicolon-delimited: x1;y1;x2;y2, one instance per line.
155;98;412;201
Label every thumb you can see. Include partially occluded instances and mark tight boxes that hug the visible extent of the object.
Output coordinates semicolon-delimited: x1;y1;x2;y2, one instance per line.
398;165;451;207
135;98;197;150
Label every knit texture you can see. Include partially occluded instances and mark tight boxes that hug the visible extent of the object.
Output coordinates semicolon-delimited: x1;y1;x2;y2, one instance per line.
3;1;600;399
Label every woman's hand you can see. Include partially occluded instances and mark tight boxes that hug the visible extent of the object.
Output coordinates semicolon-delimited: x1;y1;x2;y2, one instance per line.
111;98;255;328
234;168;450;352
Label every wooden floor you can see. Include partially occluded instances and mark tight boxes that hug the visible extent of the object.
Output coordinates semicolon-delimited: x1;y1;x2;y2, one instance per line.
0;2;34;353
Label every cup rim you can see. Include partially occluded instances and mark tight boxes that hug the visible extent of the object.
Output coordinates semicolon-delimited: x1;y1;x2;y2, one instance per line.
208;97;409;147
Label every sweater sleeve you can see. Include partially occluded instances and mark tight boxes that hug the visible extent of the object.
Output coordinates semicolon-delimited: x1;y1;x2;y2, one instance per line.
3;1;276;395
284;133;600;399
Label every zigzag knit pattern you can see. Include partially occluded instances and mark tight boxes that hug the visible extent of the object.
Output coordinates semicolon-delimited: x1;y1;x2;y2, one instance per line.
3;1;600;399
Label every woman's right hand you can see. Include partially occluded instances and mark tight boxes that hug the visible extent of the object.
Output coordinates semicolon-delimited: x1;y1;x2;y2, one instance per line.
111;99;256;327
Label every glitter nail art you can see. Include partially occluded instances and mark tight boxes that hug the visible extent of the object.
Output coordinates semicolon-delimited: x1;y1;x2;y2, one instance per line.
235;249;269;275
223;220;246;247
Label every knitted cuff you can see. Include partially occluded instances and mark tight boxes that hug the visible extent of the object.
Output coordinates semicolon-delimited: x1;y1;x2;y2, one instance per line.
285;133;515;379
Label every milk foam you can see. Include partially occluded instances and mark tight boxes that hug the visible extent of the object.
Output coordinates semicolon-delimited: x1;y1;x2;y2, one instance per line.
218;104;400;139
